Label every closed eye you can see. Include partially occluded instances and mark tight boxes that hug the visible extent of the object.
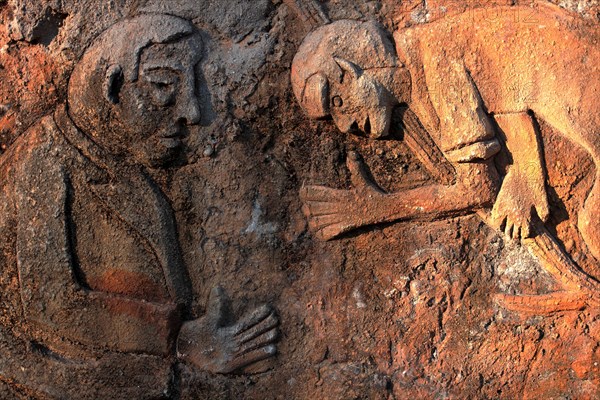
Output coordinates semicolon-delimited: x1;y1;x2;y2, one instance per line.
151;81;175;89
143;70;179;106
144;69;180;86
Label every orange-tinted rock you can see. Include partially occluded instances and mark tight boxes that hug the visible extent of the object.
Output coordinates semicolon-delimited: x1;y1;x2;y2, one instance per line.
1;0;599;399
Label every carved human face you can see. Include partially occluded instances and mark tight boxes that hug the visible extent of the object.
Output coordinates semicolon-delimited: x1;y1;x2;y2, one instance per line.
114;34;203;168
327;61;398;139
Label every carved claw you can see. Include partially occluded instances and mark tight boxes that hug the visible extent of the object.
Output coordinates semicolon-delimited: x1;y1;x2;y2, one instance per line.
177;287;279;374
347;151;384;192
491;166;550;242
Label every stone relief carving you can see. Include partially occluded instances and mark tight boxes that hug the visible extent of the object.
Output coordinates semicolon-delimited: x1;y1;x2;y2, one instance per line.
293;3;600;314
1;0;599;398
0;13;278;398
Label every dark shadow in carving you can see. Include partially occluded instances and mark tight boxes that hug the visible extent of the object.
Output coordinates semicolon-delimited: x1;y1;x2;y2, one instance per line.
29;8;68;46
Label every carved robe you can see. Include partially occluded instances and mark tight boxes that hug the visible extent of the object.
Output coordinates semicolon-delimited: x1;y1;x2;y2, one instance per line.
0;105;192;398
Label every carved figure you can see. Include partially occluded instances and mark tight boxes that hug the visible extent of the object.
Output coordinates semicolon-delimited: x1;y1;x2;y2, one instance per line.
292;4;600;313
0;14;278;398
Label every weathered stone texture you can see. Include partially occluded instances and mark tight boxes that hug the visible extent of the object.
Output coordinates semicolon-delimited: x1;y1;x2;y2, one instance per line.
1;1;599;399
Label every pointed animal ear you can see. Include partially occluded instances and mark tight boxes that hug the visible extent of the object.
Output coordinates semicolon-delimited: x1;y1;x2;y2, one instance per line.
334;57;361;82
103;64;124;104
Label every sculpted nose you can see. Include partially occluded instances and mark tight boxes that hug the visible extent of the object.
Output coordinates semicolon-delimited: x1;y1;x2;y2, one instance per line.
178;94;202;125
368;106;392;139
178;79;202;125
183;98;202;125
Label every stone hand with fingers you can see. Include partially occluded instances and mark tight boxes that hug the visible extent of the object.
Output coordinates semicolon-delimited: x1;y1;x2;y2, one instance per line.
300;151;387;241
177;287;279;374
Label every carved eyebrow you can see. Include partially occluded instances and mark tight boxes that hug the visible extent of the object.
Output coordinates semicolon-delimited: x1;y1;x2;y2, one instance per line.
142;64;184;73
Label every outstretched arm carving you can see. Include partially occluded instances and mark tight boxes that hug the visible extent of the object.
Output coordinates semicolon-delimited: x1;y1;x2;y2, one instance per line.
301;150;499;241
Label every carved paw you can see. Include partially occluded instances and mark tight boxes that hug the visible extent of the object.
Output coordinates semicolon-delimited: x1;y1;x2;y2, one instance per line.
491;167;550;241
177;287;279;374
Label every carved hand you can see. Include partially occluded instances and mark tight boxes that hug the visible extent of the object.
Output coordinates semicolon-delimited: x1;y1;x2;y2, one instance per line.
300;151;386;241
491;164;550;241
177;287;279;374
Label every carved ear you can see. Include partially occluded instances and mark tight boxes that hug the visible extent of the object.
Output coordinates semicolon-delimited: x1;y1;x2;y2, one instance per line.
302;72;330;119
103;64;124;104
334;57;361;82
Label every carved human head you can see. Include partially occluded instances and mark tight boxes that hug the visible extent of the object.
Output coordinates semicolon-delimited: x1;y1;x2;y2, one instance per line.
291;20;407;138
68;14;204;168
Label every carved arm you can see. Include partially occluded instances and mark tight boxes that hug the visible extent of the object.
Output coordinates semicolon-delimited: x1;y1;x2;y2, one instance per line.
301;151;499;241
15;158;180;356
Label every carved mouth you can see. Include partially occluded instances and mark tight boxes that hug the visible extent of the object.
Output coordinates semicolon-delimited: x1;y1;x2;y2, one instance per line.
161;128;184;139
159;128;185;149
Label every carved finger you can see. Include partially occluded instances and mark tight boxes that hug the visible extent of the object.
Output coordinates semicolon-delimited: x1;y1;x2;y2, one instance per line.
206;286;230;325
301;203;311;217
307;0;330;24
496;292;587;314
512;225;521;241
521;221;531;239
536;202;551;222
503;220;510;237
292;0;309;20
236;328;279;357
317;223;352;241
309;214;343;231
347;151;370;189
231;304;272;335
241;358;274;375
304;201;339;217
505;221;514;239
230;345;277;372
235;312;278;344
496;215;507;232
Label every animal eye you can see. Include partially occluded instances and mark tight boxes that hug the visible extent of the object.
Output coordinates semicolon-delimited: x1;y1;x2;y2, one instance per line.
332;96;343;107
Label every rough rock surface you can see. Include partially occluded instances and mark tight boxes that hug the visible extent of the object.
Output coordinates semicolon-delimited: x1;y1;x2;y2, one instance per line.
0;0;599;399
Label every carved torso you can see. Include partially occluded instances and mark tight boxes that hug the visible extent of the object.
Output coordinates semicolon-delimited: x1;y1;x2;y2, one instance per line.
70;176;172;302
395;3;600;155
0;109;191;358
